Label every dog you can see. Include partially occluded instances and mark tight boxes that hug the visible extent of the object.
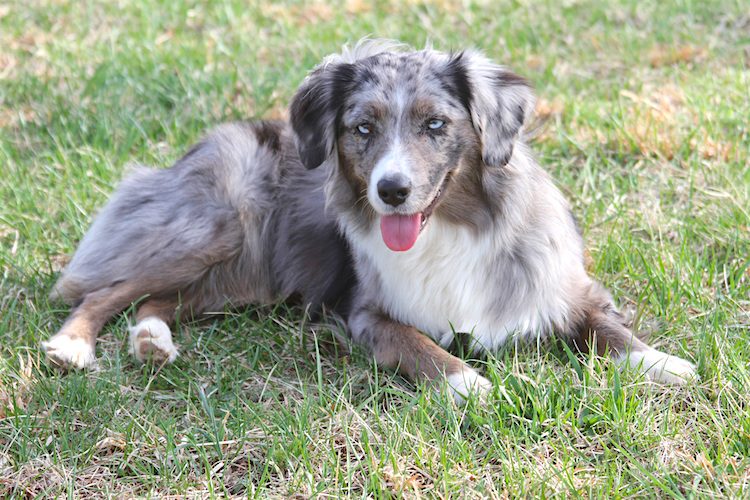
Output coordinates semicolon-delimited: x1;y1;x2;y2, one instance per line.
42;40;697;401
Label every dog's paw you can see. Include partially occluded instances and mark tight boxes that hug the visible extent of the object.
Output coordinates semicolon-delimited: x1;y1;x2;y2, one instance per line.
128;317;178;364
446;367;492;404
42;334;97;370
621;348;698;384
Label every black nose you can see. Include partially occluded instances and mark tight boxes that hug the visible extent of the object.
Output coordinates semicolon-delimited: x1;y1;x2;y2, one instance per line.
377;176;411;207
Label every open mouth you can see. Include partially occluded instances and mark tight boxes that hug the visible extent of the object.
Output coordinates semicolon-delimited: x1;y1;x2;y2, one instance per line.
379;174;450;252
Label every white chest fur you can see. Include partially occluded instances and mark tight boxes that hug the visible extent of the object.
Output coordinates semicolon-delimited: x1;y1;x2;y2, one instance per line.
346;217;573;352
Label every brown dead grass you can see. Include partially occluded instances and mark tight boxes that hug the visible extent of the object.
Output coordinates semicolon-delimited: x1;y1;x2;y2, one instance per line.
0;354;36;419
0;459;138;498
648;45;708;68
619;84;687;160
0;105;38;128
620;84;732;161
572;83;734;162
261;0;463;26
263;2;337;26
345;0;375;15
535;96;565;121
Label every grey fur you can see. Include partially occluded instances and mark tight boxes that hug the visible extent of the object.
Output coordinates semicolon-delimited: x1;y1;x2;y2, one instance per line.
47;41;696;390
53;121;353;315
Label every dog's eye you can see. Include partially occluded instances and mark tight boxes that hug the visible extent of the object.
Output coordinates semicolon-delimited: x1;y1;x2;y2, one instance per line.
427;119;445;130
356;123;371;135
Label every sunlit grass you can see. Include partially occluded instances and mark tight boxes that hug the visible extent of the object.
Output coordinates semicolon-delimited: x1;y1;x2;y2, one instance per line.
1;0;748;496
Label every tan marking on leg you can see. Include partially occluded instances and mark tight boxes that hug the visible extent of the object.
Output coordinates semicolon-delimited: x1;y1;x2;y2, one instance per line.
42;282;144;369
135;297;179;323
576;300;697;384
353;309;490;403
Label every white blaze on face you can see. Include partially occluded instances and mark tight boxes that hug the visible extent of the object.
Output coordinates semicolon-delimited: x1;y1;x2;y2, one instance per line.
367;138;412;211
365;88;428;252
367;87;413;212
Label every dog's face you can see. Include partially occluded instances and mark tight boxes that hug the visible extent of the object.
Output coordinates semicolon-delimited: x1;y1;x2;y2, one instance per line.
291;43;535;250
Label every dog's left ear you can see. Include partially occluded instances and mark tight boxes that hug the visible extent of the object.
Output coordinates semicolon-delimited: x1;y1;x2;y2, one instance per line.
446;51;536;168
290;59;355;169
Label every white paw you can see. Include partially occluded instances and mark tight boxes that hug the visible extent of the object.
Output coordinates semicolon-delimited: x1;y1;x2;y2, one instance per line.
620;348;698;384
446;367;492;404
42;334;97;370
128;317;178;364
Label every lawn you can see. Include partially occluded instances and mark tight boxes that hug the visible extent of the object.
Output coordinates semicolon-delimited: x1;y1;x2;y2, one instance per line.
1;0;749;497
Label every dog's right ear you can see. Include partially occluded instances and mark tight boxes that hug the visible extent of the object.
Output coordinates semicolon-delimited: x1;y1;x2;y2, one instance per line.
290;60;355;169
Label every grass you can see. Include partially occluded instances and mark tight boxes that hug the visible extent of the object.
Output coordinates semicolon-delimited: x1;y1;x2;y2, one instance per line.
1;0;749;496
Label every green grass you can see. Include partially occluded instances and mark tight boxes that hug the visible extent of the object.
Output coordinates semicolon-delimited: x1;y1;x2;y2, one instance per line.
1;0;749;496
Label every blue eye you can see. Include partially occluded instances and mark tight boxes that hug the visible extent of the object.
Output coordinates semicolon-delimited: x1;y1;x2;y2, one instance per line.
428;119;445;130
357;123;371;135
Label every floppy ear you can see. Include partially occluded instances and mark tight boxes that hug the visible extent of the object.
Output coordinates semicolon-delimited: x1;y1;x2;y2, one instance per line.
446;51;536;168
289;59;355;169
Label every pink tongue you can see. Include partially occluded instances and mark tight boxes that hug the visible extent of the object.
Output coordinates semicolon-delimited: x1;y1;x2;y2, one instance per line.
380;214;422;251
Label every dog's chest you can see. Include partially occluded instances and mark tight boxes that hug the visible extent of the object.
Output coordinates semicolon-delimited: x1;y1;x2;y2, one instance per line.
352;220;508;347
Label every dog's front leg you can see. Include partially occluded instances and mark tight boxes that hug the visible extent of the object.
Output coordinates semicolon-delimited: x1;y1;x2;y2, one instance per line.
349;306;491;403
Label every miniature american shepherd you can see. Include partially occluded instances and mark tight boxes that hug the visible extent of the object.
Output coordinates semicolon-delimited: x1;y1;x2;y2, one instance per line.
43;40;697;401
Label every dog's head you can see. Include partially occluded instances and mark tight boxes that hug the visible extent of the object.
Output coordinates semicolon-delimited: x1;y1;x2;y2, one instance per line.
290;41;535;251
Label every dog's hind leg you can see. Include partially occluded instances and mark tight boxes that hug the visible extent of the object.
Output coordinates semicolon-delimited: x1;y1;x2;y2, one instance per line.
43;281;145;369
46;125;268;369
128;297;180;364
574;283;698;383
349;307;492;403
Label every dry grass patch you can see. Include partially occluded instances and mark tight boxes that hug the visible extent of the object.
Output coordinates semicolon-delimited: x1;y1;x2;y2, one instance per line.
568;82;735;164
620;84;692;160
0;354;36;418
648;44;708;68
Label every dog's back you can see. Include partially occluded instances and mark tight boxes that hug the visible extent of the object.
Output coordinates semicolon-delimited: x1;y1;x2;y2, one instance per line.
52;121;351;317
